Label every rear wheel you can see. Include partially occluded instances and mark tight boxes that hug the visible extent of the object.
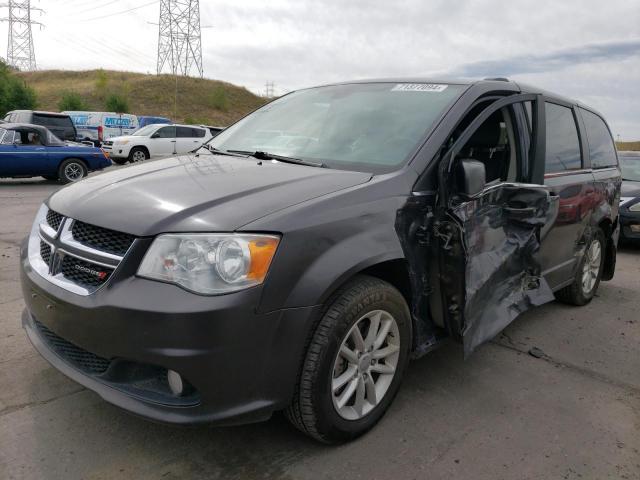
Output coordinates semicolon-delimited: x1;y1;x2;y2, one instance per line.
58;159;87;184
285;275;411;443
128;147;149;163
556;229;605;305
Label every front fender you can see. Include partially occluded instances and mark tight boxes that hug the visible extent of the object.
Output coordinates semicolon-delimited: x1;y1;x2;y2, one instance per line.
249;190;410;313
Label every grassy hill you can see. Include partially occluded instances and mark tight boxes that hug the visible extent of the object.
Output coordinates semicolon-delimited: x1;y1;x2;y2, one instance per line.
17;69;268;126
617;141;640;152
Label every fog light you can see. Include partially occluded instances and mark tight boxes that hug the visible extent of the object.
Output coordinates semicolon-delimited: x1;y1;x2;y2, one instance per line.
167;370;185;396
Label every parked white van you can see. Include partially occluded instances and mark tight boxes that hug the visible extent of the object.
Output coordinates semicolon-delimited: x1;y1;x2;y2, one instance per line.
101;123;212;164
63;111;139;146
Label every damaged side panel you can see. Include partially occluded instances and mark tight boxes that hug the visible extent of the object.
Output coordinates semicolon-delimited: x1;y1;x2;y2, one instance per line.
441;185;556;356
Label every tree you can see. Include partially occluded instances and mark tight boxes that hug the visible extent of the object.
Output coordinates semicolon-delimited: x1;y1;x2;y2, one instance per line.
0;60;37;116
58;91;89;111
105;94;129;113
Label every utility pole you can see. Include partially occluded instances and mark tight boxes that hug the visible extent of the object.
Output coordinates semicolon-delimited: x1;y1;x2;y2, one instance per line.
265;81;275;98
0;0;42;71
156;0;203;78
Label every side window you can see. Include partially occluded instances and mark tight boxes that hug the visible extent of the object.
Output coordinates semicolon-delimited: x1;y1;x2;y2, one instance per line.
155;126;176;138
175;126;193;138
580;108;617;168
192;128;206;138
455;107;518;185
544;103;582;173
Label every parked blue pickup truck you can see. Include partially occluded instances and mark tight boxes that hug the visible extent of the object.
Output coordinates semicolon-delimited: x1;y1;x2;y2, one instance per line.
0;123;111;183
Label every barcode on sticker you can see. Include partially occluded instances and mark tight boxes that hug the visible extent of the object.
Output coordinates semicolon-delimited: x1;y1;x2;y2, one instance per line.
391;83;448;92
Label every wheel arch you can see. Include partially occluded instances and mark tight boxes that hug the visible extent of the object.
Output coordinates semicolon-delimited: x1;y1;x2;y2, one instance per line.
598;216;617;281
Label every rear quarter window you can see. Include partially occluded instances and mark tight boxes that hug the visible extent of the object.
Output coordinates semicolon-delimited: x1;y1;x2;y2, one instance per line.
544;102;582;173
33;114;73;129
580;108;617;168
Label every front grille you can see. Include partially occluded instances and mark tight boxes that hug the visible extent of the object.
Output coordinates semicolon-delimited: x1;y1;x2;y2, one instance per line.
46;210;63;231
71;220;135;257
61;255;113;288
34;319;111;374
40;241;52;266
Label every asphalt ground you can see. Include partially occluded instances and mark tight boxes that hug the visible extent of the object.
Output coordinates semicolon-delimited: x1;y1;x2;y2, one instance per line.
1;167;639;479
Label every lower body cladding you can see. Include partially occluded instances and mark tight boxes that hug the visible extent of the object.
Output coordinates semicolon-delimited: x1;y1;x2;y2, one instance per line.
20;243;319;426
620;210;640;242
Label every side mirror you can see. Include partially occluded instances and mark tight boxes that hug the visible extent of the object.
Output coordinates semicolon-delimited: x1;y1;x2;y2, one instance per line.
151;132;160;139
457;159;486;197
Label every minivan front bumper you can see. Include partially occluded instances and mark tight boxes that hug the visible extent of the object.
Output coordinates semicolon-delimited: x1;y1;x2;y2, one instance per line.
20;240;319;425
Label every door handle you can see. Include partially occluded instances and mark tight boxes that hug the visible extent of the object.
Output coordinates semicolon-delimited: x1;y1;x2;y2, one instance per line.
503;206;537;218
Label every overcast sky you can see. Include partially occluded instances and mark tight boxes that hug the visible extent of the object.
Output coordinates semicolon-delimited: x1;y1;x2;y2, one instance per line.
1;0;638;139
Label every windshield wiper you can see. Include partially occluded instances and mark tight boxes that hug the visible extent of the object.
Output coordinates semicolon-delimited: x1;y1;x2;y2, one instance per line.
227;150;324;168
193;144;246;157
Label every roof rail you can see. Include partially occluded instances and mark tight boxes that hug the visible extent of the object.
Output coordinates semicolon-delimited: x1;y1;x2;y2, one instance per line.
484;77;510;82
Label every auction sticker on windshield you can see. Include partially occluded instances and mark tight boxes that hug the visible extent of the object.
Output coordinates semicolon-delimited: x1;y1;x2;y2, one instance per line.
391;83;448;92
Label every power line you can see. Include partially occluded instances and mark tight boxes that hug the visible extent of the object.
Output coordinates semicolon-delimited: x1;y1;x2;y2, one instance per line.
0;0;43;71
156;0;203;78
81;0;156;22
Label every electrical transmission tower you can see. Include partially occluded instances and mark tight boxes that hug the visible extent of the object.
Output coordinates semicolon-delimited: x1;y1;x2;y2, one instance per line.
1;0;42;71
156;0;203;78
265;81;275;98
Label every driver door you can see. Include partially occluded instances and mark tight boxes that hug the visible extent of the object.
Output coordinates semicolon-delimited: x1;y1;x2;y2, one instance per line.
4;129;50;176
433;94;556;356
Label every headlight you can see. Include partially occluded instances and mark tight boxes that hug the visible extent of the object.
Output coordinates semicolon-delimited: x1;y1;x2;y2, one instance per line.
137;233;280;294
116;140;129;145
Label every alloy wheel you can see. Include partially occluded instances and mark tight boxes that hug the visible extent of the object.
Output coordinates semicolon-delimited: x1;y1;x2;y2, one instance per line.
331;309;400;420
132;150;146;162
64;163;83;181
581;238;601;294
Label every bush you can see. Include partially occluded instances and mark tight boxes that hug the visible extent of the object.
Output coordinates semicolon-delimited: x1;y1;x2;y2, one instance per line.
105;94;129;113
0;61;37;116
58;91;89;111
208;86;229;111
94;69;108;99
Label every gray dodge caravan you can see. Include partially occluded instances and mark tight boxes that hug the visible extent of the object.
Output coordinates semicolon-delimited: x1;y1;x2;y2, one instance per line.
21;79;621;443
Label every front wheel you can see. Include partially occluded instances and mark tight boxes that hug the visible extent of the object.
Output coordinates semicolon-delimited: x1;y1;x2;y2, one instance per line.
58;159;88;184
128;147;149;163
286;275;411;443
556;229;605;305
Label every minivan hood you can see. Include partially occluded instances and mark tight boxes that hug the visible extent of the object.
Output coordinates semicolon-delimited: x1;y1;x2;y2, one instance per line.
48;154;372;236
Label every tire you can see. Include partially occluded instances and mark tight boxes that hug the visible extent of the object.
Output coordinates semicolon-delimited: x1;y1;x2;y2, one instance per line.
128;147;149;163
57;159;88;184
556;229;605;306
111;157;128;165
285;275;411;443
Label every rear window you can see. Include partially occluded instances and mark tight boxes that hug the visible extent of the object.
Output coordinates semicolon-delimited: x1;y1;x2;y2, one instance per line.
580;108;617;168
544;103;582;173
33;114;73;129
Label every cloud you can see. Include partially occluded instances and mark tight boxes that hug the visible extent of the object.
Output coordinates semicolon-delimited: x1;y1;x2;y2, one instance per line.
449;39;640;78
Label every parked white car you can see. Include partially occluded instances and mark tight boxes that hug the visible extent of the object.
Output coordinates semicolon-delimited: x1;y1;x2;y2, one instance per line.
101;124;212;164
63;111;139;146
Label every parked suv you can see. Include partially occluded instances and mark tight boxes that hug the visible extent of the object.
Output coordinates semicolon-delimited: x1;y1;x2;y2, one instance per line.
20;79;620;443
101;123;212;164
4;110;78;142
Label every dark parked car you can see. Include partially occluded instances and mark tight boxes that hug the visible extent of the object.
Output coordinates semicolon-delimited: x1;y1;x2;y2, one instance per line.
4;110;78;142
20;79;620;443
618;151;640;242
0;123;111;183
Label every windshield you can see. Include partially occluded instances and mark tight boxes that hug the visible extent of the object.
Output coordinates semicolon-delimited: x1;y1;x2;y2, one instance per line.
620;155;640;182
209;82;466;173
132;125;160;136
